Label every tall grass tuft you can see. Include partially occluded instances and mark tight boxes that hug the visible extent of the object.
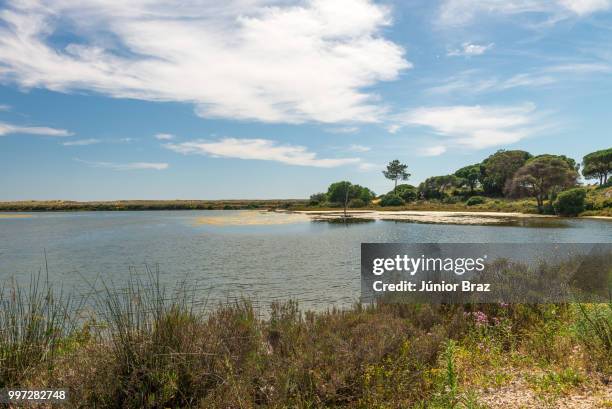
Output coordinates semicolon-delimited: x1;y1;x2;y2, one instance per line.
0;270;76;387
576;302;612;372
90;266;203;407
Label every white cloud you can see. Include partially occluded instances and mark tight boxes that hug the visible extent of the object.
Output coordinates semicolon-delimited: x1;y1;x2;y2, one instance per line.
0;0;409;124
154;133;175;140
348;144;371;152
164;137;360;168
448;42;494;56
0;121;72;136
392;103;542;149
559;0;612;15
0;104;10;111
75;159;168;171
438;0;611;26
62;138;100;146
418;145;447;156
387;124;402;134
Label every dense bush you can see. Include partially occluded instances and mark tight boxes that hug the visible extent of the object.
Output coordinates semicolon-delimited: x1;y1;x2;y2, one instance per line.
348;198;366;208
442;196;461;204
309;192;326;205
466;196;486;206
418;175;461;200
327;181;376;205
554;188;587;216
393;184;417;202
380;194;405;207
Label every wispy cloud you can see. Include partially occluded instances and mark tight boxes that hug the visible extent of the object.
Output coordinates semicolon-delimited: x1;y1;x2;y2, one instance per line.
0;0;410;124
426;61;610;96
75;159;168;171
325;126;360;134
357;162;379;171
154;133;175;141
559;0;612;15
438;0;612;27
0;104;10;111
0;121;73;137
62;138;100;146
418;145;447;156
348;144;371;152
164;138;360;168
545;62;612;73
447;42;494;56
426;70;555;95
391;103;545;149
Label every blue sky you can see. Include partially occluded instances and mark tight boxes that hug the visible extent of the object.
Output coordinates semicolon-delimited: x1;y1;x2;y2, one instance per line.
0;0;611;200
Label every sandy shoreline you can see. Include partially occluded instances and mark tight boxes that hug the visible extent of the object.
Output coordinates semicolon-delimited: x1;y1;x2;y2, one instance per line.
290;209;612;225
0;214;33;219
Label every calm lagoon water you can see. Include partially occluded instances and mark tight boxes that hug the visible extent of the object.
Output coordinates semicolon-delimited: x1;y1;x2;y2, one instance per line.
0;210;610;310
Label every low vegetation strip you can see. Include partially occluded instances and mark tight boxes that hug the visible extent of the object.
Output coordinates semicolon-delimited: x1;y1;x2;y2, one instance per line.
1;271;610;408
0;199;307;212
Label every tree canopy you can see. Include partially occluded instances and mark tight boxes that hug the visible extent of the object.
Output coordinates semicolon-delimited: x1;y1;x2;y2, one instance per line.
582;148;612;186
326;181;375;204
480;150;532;195
504;155;578;211
454;164;481;193
382;160;410;193
418;175;461;199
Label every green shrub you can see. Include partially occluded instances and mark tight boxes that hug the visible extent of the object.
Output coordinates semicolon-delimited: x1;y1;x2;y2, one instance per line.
309;192;326;205
466;196;486;206
553;188;587;216
394;184;418;202
575;303;612;373
442;196;461;204
380;194;405;207
542;202;556;215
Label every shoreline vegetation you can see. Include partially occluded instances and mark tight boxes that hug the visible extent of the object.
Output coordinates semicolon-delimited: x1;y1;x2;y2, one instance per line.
304;148;612;219
1;270;610;408
0;194;610;219
2;147;610;218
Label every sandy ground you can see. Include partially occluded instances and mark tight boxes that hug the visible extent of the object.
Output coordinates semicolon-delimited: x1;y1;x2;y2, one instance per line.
293;210;558;225
477;378;612;408
195;210;309;226
0;214;32;219
195;209;611;226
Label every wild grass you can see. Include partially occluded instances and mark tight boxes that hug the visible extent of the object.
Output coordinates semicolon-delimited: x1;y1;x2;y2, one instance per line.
1;272;610;408
0;270;77;387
